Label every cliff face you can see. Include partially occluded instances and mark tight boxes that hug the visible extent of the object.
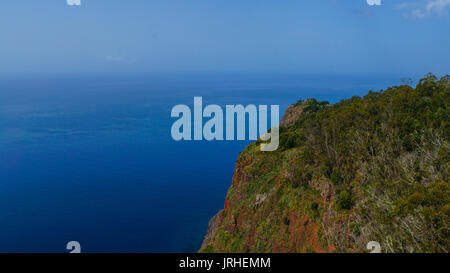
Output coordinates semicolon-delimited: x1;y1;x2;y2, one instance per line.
200;75;449;253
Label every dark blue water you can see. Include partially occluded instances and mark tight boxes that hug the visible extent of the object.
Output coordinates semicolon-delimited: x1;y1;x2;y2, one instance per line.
0;73;403;252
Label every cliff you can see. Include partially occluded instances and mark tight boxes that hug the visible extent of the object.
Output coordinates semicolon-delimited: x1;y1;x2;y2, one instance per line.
200;74;449;253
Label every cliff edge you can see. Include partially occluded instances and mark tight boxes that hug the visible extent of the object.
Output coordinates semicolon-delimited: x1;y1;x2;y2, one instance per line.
200;74;449;253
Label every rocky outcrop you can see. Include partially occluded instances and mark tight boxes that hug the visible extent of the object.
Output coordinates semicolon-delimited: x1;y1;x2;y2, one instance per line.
280;104;304;127
280;99;330;127
201;210;224;249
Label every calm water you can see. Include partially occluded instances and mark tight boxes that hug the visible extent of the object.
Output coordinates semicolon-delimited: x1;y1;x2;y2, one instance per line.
0;73;402;252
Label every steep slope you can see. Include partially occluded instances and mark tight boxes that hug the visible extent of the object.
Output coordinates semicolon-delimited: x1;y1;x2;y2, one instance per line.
200;74;449;253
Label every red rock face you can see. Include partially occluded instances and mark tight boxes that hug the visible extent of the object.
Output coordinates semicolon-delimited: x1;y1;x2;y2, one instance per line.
201;210;225;249
200;148;341;253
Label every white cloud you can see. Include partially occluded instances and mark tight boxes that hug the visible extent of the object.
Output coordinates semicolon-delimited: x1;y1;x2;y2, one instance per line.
426;0;450;13
397;0;450;18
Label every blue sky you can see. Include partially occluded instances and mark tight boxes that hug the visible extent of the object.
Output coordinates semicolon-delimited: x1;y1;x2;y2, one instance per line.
0;0;449;77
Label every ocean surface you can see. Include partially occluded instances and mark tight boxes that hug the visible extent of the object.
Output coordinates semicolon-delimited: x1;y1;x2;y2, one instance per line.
0;73;404;252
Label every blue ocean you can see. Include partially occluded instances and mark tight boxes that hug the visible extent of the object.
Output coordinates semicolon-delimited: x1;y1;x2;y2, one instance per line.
0;74;403;252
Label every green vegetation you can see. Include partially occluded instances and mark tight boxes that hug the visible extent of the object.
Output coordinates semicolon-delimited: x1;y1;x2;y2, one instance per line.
201;74;449;253
337;190;353;210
